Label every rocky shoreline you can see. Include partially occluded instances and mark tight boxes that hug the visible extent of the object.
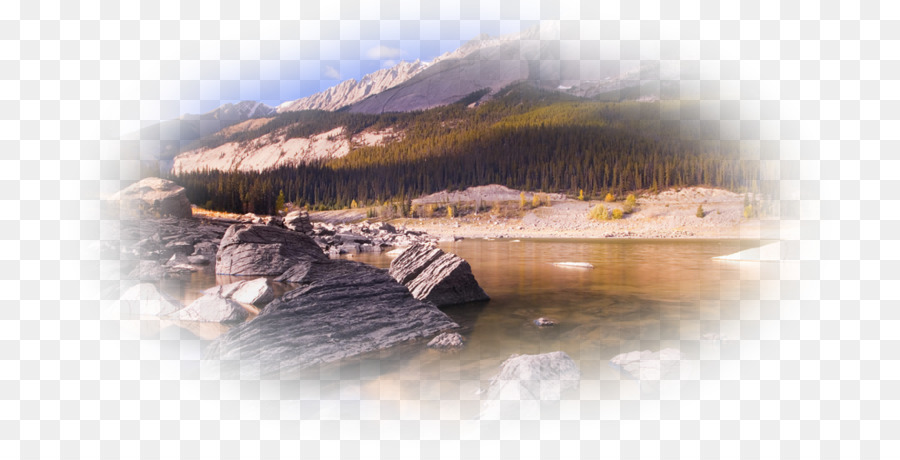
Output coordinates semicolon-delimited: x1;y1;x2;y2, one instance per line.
113;178;493;377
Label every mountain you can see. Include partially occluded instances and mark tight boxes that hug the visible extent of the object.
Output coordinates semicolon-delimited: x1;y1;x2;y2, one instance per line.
275;61;429;113
125;101;276;172
182;100;276;121
346;22;644;114
172;86;754;215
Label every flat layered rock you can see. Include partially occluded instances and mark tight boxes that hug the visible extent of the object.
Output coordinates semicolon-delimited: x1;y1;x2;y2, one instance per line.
120;283;182;317
208;259;459;376
405;253;490;307
174;293;250;323
204;277;274;306
215;224;326;276
389;244;489;307
389;244;445;285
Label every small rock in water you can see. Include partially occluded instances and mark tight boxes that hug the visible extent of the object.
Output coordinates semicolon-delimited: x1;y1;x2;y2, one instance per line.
173;293;250;323
609;348;682;381
427;332;465;350
533;317;556;327
552;262;594;269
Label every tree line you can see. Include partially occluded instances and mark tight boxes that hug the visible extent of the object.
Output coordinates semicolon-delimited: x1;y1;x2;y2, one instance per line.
172;86;759;214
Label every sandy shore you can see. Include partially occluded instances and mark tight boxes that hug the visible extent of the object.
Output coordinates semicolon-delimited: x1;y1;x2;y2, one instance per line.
311;187;779;241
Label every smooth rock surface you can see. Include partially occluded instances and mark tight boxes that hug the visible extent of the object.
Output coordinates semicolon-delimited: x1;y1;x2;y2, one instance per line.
120;283;183;317
482;351;581;401
215;224;326;276
110;177;192;219
427;332;466;350
209;259;459;376
609;348;683;380
175;293;250;323
205;278;274;306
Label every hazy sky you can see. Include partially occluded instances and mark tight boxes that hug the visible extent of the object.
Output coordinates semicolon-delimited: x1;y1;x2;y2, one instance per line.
173;3;551;116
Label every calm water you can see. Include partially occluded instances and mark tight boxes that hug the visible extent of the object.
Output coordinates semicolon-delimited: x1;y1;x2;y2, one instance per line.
159;238;761;412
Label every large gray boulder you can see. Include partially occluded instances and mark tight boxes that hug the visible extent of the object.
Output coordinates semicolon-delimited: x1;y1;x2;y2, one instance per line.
208;259;459;377
389;244;444;285
173;293;249;323
110;177;192;219
214;224;326;276
389;244;489;307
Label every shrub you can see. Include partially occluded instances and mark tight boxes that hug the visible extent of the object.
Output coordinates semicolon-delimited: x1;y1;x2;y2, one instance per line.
520;192;527;209
588;204;608;221
578;189;585;201
532;194;541;208
612;208;624;219
743;204;754;219
604;193;615;202
275;190;285;213
447;204;456;218
696;205;705;218
623;194;636;213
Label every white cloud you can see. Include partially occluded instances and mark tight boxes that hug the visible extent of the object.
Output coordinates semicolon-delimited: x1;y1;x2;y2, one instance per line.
366;45;405;60
322;64;341;80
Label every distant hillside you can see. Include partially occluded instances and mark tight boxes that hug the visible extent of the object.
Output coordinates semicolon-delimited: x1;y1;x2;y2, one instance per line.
173;85;758;215
124;101;276;172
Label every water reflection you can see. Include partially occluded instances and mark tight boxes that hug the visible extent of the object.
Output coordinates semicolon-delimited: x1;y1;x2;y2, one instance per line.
159;238;762;412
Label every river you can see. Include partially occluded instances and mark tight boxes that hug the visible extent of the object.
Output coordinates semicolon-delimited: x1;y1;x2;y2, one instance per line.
158;238;761;417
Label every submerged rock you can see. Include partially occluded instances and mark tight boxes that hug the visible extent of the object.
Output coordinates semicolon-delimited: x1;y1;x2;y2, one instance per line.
208;259;459;376
120;283;183;317
214;224;326;276
427;332;465;350
109;177;192;219
609;348;683;380
482;351;581;401
389;243;489;307
204;277;274;306
174;293;250;323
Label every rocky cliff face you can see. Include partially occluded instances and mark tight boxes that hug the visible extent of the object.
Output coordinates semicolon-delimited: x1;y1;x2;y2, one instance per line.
276;61;429;113
171;126;398;174
182;101;276;121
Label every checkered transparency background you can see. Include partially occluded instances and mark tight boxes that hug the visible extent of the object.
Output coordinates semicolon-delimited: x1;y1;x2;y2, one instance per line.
2;0;896;458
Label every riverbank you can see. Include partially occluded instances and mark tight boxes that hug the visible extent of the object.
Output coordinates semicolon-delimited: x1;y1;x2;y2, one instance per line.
310;187;776;241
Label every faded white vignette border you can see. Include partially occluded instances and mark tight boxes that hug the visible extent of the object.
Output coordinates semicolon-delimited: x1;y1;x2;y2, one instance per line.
2;1;895;459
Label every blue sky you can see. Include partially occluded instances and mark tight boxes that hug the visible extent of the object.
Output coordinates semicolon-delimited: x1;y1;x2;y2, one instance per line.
180;17;542;116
